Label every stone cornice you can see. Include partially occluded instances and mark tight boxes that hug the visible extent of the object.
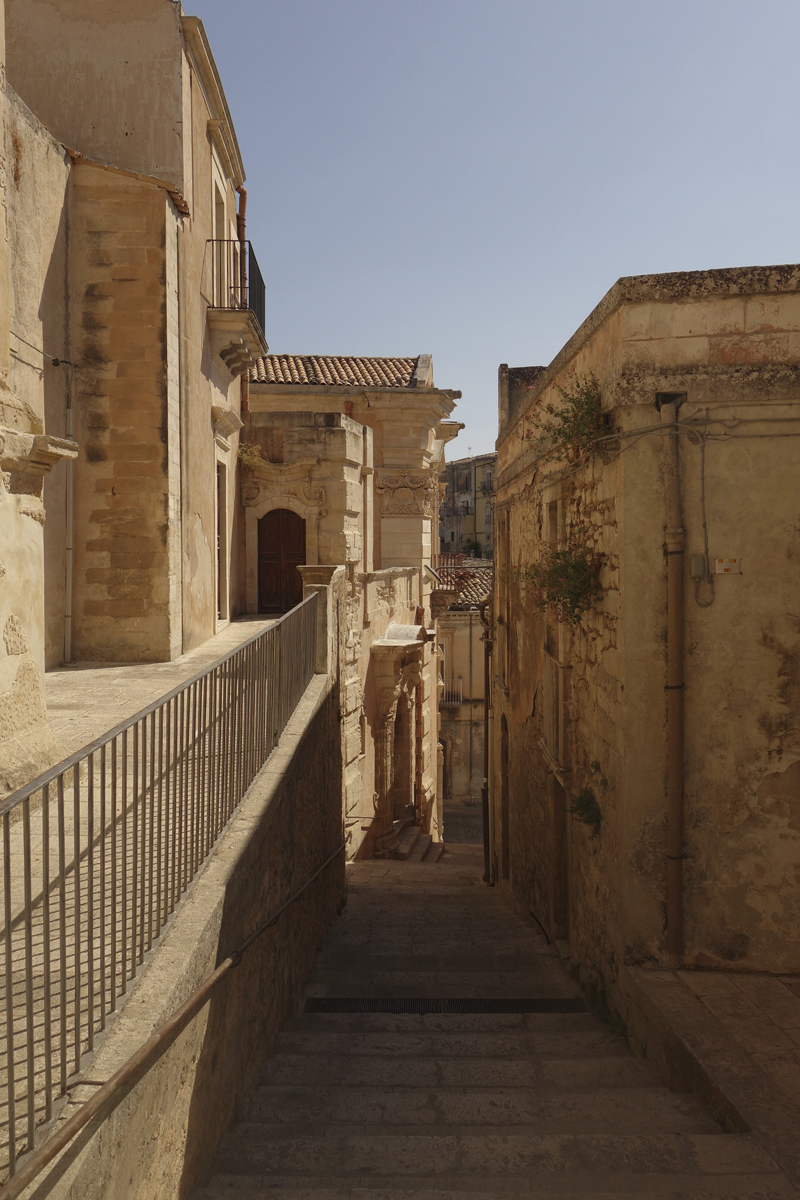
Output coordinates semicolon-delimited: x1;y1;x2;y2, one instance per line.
181;16;245;188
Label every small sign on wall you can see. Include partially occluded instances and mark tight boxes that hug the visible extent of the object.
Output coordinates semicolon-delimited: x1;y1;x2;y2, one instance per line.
714;558;742;575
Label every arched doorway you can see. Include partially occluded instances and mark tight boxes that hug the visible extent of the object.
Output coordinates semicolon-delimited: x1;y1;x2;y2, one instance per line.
257;509;305;613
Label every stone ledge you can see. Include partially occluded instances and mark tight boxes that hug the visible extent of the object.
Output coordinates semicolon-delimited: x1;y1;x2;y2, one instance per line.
623;965;800;1190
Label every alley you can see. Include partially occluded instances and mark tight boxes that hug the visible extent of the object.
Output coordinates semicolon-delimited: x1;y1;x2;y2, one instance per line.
194;845;791;1198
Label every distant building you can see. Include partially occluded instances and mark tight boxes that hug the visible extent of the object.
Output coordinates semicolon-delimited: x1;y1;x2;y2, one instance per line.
439;452;496;559
432;563;492;807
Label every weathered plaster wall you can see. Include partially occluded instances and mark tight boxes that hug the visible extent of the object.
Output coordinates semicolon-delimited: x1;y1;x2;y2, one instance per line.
493;267;800;1009
6;0;184;191
0;87;72;791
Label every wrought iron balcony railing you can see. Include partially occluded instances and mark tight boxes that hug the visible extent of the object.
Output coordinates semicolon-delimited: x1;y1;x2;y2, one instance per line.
208;239;265;337
206;240;268;375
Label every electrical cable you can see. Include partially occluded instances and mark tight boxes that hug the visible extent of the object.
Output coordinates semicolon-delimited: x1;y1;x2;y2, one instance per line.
10;328;75;367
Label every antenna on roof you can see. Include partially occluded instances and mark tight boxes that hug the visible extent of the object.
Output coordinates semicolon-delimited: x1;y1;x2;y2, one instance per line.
468;446;472;457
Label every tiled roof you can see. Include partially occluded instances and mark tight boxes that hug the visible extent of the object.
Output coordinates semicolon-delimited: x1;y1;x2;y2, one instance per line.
250;355;419;388
436;564;493;608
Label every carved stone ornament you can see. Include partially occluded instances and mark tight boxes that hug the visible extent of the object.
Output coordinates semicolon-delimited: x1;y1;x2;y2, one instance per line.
240;457;327;516
376;468;437;517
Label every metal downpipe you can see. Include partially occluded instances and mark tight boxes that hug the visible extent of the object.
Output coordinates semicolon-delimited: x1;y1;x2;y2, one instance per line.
660;401;685;957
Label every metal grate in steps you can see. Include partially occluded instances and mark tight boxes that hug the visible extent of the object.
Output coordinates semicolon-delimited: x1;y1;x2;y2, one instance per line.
304;997;587;1014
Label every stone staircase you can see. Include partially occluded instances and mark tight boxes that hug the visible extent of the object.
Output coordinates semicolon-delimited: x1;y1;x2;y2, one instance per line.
193;846;794;1199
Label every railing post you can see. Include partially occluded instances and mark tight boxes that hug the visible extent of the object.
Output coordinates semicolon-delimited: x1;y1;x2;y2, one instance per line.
297;566;345;675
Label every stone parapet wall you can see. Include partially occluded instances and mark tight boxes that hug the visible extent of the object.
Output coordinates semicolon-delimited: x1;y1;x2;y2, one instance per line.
29;673;344;1200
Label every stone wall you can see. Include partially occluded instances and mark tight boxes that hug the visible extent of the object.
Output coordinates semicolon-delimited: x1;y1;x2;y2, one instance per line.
492;267;800;1012
0;86;75;792
68;164;181;662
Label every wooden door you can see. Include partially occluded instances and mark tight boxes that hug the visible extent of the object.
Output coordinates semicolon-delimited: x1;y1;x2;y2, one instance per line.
257;509;305;613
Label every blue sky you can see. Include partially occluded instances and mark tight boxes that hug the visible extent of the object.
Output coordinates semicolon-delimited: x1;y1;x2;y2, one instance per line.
189;0;800;456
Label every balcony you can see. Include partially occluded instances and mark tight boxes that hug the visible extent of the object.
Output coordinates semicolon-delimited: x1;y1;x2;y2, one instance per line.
441;677;463;705
206;239;269;376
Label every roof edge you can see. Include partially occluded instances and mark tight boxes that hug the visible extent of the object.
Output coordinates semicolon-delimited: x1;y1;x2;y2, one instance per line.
181;15;245;188
511;262;800;434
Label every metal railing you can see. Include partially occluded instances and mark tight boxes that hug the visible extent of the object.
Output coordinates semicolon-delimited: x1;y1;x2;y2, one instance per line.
208;239;266;340
0;594;317;1182
441;678;463;705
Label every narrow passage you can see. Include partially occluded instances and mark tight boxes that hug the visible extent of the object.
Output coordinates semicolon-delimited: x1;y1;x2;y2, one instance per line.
195;844;792;1197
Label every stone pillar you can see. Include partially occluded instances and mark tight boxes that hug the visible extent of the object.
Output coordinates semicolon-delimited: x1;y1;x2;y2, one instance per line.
297;564;345;675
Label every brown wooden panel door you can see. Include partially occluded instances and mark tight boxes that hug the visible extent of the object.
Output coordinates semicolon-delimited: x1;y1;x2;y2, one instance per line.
257;509;306;613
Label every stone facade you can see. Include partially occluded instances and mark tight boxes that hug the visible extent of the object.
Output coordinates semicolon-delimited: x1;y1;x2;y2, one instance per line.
247;355;463;859
0;7;466;858
0;49;78;791
0;2;267;792
490;266;800;1017
439;451;496;558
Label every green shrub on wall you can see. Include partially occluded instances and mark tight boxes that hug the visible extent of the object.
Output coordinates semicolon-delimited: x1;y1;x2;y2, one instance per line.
526;372;607;463
523;540;602;625
569;787;602;839
238;441;265;468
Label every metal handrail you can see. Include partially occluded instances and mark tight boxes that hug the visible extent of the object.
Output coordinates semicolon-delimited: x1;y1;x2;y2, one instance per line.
0;833;348;1200
0;595;317;1182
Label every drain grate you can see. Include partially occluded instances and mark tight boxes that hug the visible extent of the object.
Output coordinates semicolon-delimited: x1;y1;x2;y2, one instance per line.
304;997;586;1014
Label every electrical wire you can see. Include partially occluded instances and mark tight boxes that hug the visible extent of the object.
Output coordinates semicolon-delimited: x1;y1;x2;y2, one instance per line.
10;328;75;367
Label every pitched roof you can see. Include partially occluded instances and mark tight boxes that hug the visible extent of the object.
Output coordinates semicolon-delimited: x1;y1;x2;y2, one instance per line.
435;564;493;609
250;355;419;389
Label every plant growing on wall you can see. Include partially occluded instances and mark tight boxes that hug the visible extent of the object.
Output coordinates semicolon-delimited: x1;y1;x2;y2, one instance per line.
238;441;265;469
526;372;607;462
569;787;602;839
524;539;602;624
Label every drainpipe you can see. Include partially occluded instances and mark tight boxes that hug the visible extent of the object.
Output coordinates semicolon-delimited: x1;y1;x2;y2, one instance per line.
63;171;74;664
64;406;74;663
479;599;493;885
660;399;685;956
237;187;249;414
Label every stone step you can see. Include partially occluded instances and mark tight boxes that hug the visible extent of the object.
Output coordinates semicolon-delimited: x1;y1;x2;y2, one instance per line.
423;838;446;862
244;1084;718;1133
295;1011;599;1033
198;1186;795;1200
211;1130;780;1182
407;833;432;862
275;1029;630;1058
302;974;579;998
395;825;422;860
259;1054;663;1089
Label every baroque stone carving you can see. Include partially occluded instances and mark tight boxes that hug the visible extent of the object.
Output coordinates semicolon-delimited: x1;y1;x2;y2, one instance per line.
240;457;327;516
376;468;436;517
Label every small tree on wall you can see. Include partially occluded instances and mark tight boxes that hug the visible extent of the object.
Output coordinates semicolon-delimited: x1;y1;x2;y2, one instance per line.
526;372;607;463
523;537;602;625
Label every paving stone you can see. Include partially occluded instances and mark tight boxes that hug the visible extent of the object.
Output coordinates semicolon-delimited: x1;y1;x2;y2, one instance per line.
192;848;796;1199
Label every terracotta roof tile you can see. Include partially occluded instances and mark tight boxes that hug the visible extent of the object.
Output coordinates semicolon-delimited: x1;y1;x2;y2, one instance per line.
435;565;493;608
250;355;419;389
